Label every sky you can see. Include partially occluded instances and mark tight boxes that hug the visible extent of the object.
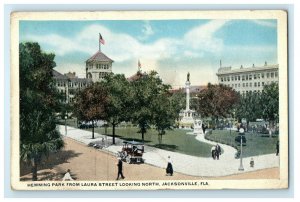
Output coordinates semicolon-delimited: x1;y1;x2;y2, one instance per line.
19;19;277;87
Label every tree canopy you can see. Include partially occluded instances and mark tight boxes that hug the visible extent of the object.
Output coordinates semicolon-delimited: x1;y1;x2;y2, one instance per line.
73;82;109;139
196;83;239;120
19;42;64;181
102;73;134;144
130;71;173;142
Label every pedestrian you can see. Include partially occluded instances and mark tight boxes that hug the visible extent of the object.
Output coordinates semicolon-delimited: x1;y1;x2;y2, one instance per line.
62;169;74;181
202;123;206;134
166;156;173;176
276;141;279;156
116;157;125;180
250;158;254;168
211;146;216;160
215;144;221;160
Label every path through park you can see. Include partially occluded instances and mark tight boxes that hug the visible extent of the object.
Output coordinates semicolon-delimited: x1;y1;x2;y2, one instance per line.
58;125;279;177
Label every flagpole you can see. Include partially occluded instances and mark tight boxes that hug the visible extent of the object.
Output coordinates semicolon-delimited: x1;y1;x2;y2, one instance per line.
99;33;101;52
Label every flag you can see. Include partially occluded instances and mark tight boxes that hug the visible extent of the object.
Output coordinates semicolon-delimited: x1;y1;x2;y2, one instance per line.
99;34;105;45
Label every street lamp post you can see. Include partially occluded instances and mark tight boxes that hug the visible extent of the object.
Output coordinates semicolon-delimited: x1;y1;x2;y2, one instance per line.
238;128;244;171
65;115;68;136
230;120;232;136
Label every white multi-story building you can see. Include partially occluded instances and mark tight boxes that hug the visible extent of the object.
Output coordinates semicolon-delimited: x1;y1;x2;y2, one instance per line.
85;51;114;83
216;62;279;94
53;70;92;103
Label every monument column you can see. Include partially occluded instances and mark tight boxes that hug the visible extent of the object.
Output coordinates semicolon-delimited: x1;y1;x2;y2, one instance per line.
186;72;191;111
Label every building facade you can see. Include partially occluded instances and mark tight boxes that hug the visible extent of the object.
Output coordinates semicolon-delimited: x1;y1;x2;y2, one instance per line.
53;70;92;103
85;51;114;83
216;62;279;94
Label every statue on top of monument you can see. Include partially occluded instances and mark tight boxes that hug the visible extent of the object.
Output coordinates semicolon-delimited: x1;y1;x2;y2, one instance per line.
187;72;190;82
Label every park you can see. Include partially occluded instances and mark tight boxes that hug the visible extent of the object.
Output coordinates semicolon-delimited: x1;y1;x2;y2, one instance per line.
19;41;280;181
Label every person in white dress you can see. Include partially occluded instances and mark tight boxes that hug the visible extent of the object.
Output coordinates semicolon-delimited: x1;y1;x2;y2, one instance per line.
62;169;74;181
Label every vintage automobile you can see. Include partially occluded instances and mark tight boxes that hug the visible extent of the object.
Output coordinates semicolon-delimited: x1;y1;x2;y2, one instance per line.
118;141;144;164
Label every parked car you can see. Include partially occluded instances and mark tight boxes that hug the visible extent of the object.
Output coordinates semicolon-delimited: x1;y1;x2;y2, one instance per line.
118;141;144;164
79;121;93;129
235;135;247;144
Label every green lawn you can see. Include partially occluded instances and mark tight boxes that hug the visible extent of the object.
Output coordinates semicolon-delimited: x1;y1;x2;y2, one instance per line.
59;119;278;158
58;119;213;157
206;129;279;158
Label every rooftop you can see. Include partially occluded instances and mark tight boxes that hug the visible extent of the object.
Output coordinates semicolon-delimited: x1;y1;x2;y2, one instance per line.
52;69;68;79
217;63;279;75
86;51;114;63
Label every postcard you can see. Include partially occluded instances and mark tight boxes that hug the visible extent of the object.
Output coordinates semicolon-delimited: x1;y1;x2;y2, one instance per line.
10;10;288;190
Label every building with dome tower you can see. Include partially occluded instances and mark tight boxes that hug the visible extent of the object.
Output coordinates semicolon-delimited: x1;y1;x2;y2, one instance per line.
85;50;114;83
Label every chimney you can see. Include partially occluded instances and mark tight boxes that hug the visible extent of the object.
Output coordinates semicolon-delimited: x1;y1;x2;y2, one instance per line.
264;61;267;66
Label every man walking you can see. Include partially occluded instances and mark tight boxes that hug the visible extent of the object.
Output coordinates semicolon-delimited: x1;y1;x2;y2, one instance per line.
216;144;221;160
276;141;279;156
116;157;125;180
211;146;216;160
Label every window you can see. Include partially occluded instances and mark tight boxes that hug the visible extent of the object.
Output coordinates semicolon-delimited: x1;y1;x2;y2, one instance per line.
275;72;278;77
235;76;237;81
243;83;245;87
246;75;248;80
242;75;245;81
249;75;252;80
254;74;257;79
235;84;237;88
221;77;223;82
238;76;240;81
261;73;264;78
271;72;274;78
258;82;260;87
267;73;270;78
227;77;230;81
246;83;248;87
254;82;257;87
250;83;252;87
257;73;260;79
238;83;240;87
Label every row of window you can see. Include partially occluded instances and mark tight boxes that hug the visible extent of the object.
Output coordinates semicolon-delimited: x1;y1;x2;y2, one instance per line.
56;81;88;88
99;72;109;79
87;63;110;70
220;71;278;82
223;81;278;88
238;90;262;94
96;64;110;69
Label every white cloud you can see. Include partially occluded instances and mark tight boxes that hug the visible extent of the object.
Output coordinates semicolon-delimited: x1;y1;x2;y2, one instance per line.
184;20;230;52
22;20;276;86
139;21;154;40
251;20;276;28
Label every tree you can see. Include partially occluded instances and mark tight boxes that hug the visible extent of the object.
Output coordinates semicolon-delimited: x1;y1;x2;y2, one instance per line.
196;83;239;124
73;82;109;139
131;71;171;142
153;92;180;144
235;91;262;131
261;83;279;136
102;73;134;144
19;42;64;181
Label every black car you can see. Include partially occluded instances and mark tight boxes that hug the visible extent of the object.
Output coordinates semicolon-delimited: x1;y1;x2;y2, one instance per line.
235;135;247;144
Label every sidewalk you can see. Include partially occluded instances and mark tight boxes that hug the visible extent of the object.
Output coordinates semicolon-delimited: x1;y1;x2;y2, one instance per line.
58;125;279;177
